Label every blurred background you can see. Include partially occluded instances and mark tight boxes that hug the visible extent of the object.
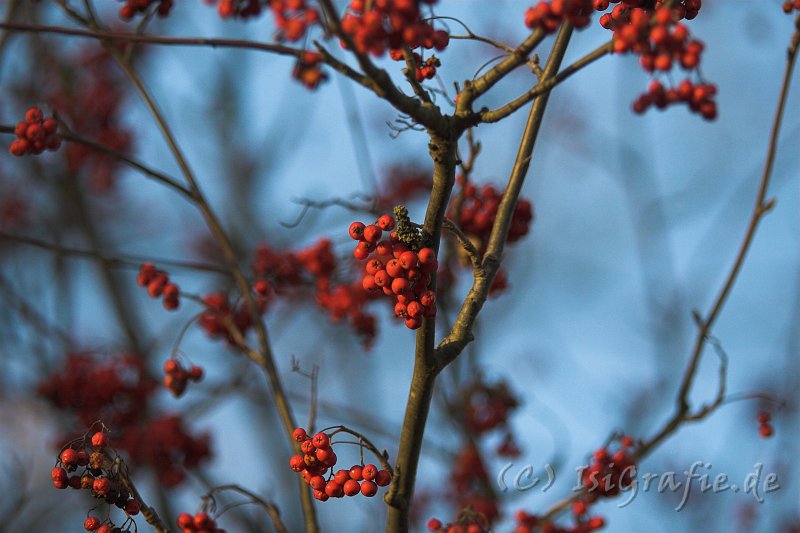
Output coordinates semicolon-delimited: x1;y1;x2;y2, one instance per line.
0;1;797;531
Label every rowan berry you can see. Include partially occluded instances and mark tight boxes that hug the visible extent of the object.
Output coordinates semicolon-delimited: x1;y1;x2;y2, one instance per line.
375;469;392;486
360;479;378;496
349;464;364;481
61;448;79;467
97;525;112;533
343;478;361;496
312;432;330;448
84;516;101;531
362;463;378;481
377;214;395;230
325;480;343;498
759;423;774;438
363;224;382;243
293;427;308;442
334;469;350;485
91;432;108;448
177;513;194;528
354;241;372;260
124;499;141;515
193;512;215;530
349;221;366;240
93;477;111;495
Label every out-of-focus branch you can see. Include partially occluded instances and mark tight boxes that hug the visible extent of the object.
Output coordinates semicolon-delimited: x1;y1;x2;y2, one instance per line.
0;21;305;57
205;485;288;533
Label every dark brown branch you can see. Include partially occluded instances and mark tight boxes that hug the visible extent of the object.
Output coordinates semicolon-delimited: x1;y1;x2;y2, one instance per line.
437;23;574;370
205;485;288;533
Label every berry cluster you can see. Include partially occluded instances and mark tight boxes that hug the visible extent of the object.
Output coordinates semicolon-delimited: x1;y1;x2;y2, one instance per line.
632;78;717;119
340;0;449;57
784;0;800;13
524;0;594;33
426;513;490;533
9;106;61;157
199;291;267;344
118;0;174;20
581;435;636;498
137;263;180;310
462;380;521;458
52;431;142;533
270;0;320;41
53;48;132;192
388;49;443;81
595;1;716;119
451;182;534;250
350;211;438;330
38;353;211;487
289;427;392;501
176;512;226;533
209;0;264;18
163;358;204;397
293;51;328;89
757;411;774;438
601;3;702;68
513;510;605;533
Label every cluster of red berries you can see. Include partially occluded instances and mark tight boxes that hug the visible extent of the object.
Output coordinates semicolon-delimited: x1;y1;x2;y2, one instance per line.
137;263;180;310
39;353;211;488
53;48;132;193
601;4;702;69
784;0;800;13
176;512;226;533
316;279;378;348
581;435;636;498
52;431;142;532
208;0;263;18
632;79;717;119
426;515;490;533
350;212;438;330
463;380;520;435
340;0;449;57
449;444;499;524
452;182;534;250
293;51;328;89
163;358;203;397
387;50;442;82
118;0;173;20
199;291;266;344
514;510;605;533
9;107;61;157
524;0;594;33
289;427;392;501
757;411;774;438
269;0;320;41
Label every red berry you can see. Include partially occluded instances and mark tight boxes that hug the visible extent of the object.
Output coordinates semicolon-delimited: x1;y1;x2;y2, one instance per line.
91;432;108;448
398;250;418;269
177;513;194;528
377;214;395;230
188;365;204;381
756;411;771;424
194;512;215;530
312;432;330;448
25;107;43;123
362;463;378;481
360;479;378;497
759;423;774;438
349;221;366;240
353;241;372;260
83;516;101;531
97;526;112;533
363;224;382;243
92;477;111;495
124;499;141;515
61;448;79;466
349;465;363;481
325;480;343;497
375;469;392;486
343;478;360;496
309;475;326;490
334;469;350;485
301;439;315;455
293;428;308;442
427;518;443;531
290;454;306;472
